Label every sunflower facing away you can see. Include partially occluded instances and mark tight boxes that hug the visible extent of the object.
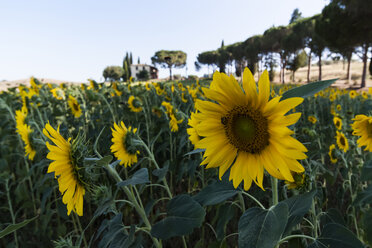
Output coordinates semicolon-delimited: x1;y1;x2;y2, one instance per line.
68;95;82;118
111;121;140;167
328;144;337;164
335;131;349;153
43;123;85;216
193;68;307;190
19;124;36;160
333;116;343;130
351;115;372;152
128;96;143;112
169;114;183;132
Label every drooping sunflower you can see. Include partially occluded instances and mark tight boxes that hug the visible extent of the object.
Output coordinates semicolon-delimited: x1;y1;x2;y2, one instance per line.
308;116;317;124
68;95;82;118
333;116;342;130
328;144;337;164
351;115;372;152
169;114;183;132
110;121;140;167
128;96;143;112
349;90;357;99
335;131;349;153
43;123;85;216
187;112;200;146
193;68;307;190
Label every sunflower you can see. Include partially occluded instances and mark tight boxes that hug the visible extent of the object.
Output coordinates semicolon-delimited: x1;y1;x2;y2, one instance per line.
112;82;122;96
187;112;200;146
15;108;27;130
333;116;342;130
110;122;140;167
145;82;151;91
171;85;175;93
351;115;372;152
128;96;143;112
51;88;65;100
68;95;82;118
362;91;368;99
335;131;349;152
43;123;85;216
181;93;188;103
329;94;336;102
169;114;183;132
193;68;307;190
369;87;372;95
161;101;174;115
328;144;337;164
308;116;317;124
156;85;164;95
336;104;342;111
349;90;357;99
18;124;36;160
271;90;276;98
285;172;307;190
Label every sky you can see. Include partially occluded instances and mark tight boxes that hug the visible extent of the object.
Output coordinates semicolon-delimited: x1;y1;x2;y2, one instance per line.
0;0;329;82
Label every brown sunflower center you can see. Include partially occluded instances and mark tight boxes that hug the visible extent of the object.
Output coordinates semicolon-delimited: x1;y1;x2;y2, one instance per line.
367;122;372;137
340;136;346;146
73;102;79;111
221;106;269;154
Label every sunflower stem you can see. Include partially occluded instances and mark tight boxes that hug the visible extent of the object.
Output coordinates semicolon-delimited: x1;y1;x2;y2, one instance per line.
271;177;278;206
5;179;19;248
238;192;246;212
277;234;316;245
104;163;162;248
74;213;88;248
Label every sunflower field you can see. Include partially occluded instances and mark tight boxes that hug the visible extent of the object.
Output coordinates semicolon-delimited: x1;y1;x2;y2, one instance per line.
0;69;371;248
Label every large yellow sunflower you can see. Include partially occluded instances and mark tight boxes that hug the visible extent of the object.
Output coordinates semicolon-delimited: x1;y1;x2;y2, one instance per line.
128;96;143;112
43;123;85;216
193;68;307;190
335;131;349;153
68;95;82;118
333;116;342;130
351;115;372;152
110;121;140;167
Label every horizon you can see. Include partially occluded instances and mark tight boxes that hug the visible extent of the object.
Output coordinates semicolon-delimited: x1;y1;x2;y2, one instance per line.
0;0;329;82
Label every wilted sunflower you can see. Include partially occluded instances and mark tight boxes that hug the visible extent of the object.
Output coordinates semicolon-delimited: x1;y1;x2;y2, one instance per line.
43;123;85;216
68;95;82;118
333;116;342;130
187;112;200;146
328;144;337;164
169;114;183;132
308;116;317;124
193;68;307;190
349;90;357;99
128;96;143;112
110;121;140;167
335;131;349;153
351;115;372;152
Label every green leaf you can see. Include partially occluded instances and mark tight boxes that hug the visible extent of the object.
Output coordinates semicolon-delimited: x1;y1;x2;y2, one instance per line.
308;223;363;248
215;204;235;241
117;168;149;187
184;148;205;156
362;208;372;246
96;155;113;167
282;189;317;235
238;202;288;248
152;161;169;181
361;160;372;181
354;184;372;206
320;208;346;227
193;179;238;206
281;78;337;100
151;194;206;239
0;216;38;238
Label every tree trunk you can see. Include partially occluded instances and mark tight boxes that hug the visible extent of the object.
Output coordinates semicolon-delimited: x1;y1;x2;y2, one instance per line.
282;59;287;84
346;55;351;82
361;43;368;88
307;52;312;83
318;54;322;81
293;71;295;82
169;66;172;80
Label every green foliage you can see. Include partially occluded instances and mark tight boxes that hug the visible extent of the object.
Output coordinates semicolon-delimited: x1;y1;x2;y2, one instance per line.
193;179;238;206
0;216;38;238
136;69;149;81
281;78;337;100
103;66;124;82
289;8;303;24
151;50;187;80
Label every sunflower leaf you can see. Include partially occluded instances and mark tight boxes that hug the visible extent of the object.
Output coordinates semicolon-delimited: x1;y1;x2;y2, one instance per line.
184;148;205;156
0;215;38;238
281;189;317;236
307;223;363;248
281;78;338;100
193;179;238;206
361;160;372;181
353;184;372;206
238;202;288;248
117;168;149;187
151;194;206;239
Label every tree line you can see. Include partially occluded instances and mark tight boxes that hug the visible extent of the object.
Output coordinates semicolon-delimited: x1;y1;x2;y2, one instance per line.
196;0;372;87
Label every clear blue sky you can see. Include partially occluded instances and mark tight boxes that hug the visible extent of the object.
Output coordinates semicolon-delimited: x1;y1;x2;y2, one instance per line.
0;0;328;82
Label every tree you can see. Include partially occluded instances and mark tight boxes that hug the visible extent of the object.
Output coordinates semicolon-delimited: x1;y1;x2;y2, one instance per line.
243;35;263;75
287;50;308;81
103;66;124;81
289;8;302;24
226;42;245;76
217;40;231;73
136;69;149;81
197;50;219;76
122;52;132;81
151;50;187;80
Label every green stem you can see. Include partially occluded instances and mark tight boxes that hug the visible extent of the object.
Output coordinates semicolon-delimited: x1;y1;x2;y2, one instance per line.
74;213;88;248
241;191;265;209
277;234;316;245
271;177;278;206
5;179;19;248
238;192;246;212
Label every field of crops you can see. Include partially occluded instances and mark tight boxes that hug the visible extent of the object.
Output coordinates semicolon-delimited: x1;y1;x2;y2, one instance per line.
0;69;371;248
